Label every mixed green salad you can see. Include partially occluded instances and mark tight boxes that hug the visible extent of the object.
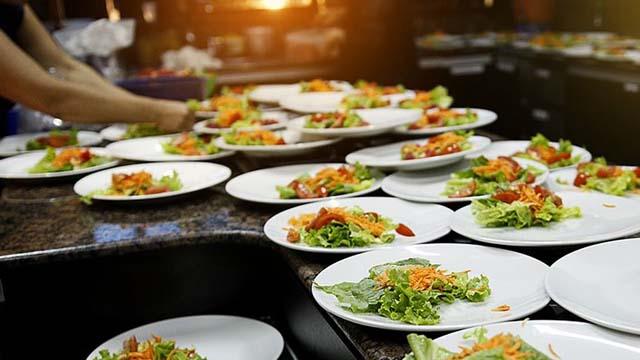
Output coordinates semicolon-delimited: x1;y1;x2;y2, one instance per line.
304;111;369;129
25;129;78;150
571;157;640;196
472;185;581;229
403;328;551;360
316;258;490;325
514;133;581;169
93;335;206;360
401;131;472;160
81;170;182;204
124;123;166;139
443;156;543;198
29;147;112;174
341;94;390;110
162;133;219;156
399;86;453;109
277;163;377;199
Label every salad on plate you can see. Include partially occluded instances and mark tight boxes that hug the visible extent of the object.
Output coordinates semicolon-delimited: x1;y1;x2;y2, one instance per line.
29;147;112;174
341;93;390;110
354;80;406;95
286;206;414;248
316;258;491;325
162;132;220;156
300;79;338;92
472;184;581;228
401;131;472;160
409;108;477;130
571;157;640;196
92;335;206;360
277;163;377;199
123;124;166;139
304;111;369;129
204;108;279;130
81;170;182;203
444;156;543;198
222;130;285;146
25;129;78;150
513;134;581;169
399;86;453;109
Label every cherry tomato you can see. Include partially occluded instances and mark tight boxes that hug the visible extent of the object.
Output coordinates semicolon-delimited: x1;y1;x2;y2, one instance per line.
493;191;519;203
396;223;415;237
574;172;589;187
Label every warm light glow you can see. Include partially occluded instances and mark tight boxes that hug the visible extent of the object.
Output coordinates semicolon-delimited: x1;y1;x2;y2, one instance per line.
262;0;287;10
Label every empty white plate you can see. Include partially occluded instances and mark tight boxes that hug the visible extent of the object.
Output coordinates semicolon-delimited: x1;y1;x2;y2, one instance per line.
0;147;118;179
476;140;592;171
74;162;231;202
279;92;348;114
432;320;640;359
382;158;548;203
250;81;352;104
216;130;340;157
264;197;452;253
346;136;491;171
225;163;384;204
548;166;640;200
312;243;549;331
106;135;235;162
288;108;421;138
193;111;289;134
395;108;498;136
85;315;284;360
0;131;102;157
546;238;640;335
451;191;640;246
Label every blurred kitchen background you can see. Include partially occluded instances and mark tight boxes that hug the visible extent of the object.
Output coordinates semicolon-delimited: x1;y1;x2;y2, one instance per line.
8;0;640;162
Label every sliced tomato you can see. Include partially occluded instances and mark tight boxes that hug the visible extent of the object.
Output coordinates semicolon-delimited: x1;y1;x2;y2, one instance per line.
144;185;170;195
448;181;477;198
573;172;589;187
396;223;415;237
306;212;346;230
493;191;519;204
525;172;536;184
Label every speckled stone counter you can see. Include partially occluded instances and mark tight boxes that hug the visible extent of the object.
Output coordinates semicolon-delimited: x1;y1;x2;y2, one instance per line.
0;131;584;360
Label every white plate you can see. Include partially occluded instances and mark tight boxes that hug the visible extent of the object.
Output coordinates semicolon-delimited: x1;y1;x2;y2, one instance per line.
288;108;422;138
312;243;549;331
193;111;288;134
0;131;102;157
194;99;218;119
547;166;640;200
432;320;640;359
106;135;235;162
0;147;119;179
216;130;340;157
451;191;640;247
476;140;592;171
279;92;348;113
264;197;452;253
382;158;549;203
85;315;284;360
249;81;352;104
345;136;491;172
225;163;385;204
394;108;498;135
74;162;231;201
100;124;178;142
546;239;640;335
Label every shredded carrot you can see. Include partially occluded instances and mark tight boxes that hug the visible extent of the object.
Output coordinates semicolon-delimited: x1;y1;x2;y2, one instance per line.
548;344;560;359
473;157;521;182
491;304;511;312
451;333;532;360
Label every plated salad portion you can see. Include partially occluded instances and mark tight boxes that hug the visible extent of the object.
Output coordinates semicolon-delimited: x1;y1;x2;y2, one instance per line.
82;170;182;203
571;157;640;196
204;108;279;130
277;163;377;199
162;132;220;156
222;130;285;146
514;133;581;169
29;147;112;174
341;93;390;110
472;184;581;229
286;206;414;248
188;94;246;112
316;258;491;325
304;111;369;129
409;109;477;130
123;123;166;139
300;79;338;92
92;335;206;360
25;129;78;150
401;131;472;160
403;328;550;360
399;86;453;109
444;156;543;198
354;80;406;95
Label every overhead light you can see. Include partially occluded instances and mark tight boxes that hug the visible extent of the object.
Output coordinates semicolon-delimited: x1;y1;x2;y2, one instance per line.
262;0;287;10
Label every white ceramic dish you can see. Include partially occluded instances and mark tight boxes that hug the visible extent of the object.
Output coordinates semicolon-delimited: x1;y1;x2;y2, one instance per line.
85;315;284;360
394;108;498;136
475;140;592;171
99;124;177;142
312;243;549;331
193;111;289;134
431;320;640;359
546;238;640;335
288;108;421;138
382;158;548;203
547;166;640;200
249;81;352;104
264;197;452;253
0;147;118;179
225;163;384;204
106;135;235;162
345;136;491;171
279;92;348;114
215;130;340;157
451;191;640;246
0;131;102;157
74;162;231;202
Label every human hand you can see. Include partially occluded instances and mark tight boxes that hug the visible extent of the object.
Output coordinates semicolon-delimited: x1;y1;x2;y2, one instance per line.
153;100;195;132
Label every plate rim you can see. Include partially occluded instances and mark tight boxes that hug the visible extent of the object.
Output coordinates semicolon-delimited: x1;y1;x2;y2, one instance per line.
0;130;103;157
105;135;236;162
394;108;498;135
